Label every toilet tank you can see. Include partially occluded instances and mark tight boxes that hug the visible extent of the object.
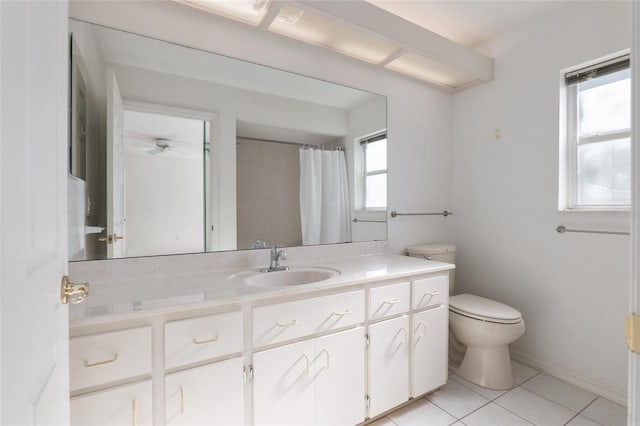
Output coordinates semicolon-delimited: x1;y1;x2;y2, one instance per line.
406;244;456;295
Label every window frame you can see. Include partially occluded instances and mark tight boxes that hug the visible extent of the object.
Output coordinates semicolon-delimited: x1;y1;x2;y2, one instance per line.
562;54;631;212
355;131;387;211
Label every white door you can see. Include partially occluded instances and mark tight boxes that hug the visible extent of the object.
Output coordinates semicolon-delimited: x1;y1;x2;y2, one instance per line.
629;2;639;424
70;380;152;426
106;69;126;258
412;306;448;397
314;327;365;426
368;316;410;418
253;339;315;426
165;357;244;425
0;1;70;424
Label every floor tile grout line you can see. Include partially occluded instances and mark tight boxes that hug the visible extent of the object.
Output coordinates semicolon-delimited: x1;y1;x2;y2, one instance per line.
572;397;607;426
519;381;597;415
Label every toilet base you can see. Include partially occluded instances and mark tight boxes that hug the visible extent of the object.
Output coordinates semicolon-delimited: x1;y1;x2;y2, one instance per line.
453;344;513;390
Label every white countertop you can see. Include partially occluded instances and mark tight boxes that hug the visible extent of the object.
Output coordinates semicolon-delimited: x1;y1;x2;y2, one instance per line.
69;254;454;327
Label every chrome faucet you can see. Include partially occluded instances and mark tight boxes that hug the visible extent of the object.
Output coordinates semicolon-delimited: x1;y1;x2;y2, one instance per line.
261;245;289;272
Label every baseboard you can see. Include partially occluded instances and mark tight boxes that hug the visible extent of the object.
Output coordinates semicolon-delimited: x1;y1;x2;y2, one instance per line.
510;348;627;406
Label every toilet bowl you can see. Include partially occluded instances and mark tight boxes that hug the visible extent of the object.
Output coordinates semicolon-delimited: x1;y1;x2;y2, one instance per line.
407;244;525;390
449;294;525;390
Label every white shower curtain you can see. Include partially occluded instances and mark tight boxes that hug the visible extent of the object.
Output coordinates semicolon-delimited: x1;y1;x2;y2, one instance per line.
299;148;351;245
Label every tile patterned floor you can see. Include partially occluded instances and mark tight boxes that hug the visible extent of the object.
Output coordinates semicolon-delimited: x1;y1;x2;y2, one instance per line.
369;361;627;426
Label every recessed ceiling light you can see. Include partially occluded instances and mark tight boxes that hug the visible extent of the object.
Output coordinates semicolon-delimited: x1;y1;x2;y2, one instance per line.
268;5;399;65
174;0;272;27
385;52;477;88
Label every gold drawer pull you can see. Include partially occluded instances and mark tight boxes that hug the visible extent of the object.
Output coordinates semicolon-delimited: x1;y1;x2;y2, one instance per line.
383;299;401;305
84;354;118;368
425;291;440;296
332;309;352;316
132;399;137;426
192;336;219;345
180;386;185;414
276;319;298;327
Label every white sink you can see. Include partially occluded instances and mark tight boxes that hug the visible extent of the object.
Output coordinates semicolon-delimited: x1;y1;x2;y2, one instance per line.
236;267;340;287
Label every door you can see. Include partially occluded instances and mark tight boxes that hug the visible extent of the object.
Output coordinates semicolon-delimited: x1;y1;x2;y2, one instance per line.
412;306;448;397
314;328;365;426
0;1;70;424
629;2;640;423
106;69;126;258
368;316;410;418
165;357;244;425
70;380;152;426
253;338;315;426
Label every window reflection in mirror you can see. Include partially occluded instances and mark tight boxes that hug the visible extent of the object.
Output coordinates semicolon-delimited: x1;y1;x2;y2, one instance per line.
68;19;387;261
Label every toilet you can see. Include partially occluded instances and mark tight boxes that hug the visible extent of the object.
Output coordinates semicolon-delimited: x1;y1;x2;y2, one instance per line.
407;244;525;390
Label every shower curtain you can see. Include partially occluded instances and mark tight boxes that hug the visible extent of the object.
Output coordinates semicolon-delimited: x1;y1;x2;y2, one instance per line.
299;147;351;245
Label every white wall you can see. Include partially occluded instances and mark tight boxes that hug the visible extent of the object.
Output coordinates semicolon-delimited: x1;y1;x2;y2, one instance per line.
452;1;631;402
69;0;454;255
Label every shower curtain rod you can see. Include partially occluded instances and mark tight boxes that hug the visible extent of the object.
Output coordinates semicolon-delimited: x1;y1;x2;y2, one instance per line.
238;136;344;150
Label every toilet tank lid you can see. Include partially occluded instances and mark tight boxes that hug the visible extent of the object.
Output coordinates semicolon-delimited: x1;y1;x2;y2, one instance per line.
450;294;522;322
407;244;456;255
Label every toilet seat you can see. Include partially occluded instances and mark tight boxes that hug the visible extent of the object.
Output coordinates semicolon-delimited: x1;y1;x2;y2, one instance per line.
450;294;522;324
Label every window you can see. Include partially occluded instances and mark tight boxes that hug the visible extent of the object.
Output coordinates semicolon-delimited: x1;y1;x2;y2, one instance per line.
562;54;631;210
359;132;387;209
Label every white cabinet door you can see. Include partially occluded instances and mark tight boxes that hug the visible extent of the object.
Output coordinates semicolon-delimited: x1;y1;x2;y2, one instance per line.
253;339;315;426
165;357;244;426
314;328;365;426
368;316;410;418
412;306;448;397
70;380;152;426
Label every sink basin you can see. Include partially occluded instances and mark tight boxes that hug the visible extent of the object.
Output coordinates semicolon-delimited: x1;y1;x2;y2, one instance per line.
238;267;340;287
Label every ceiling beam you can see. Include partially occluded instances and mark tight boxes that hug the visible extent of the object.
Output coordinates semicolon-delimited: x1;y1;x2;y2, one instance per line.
296;0;494;82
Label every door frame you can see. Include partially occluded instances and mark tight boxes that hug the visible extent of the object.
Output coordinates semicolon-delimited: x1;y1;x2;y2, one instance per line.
629;2;639;424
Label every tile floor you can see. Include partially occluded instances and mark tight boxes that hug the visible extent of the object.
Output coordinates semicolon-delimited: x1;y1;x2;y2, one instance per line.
369;361;627;426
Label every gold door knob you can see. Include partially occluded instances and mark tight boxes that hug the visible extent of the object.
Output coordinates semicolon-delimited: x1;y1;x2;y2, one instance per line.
98;233;124;244
61;276;89;305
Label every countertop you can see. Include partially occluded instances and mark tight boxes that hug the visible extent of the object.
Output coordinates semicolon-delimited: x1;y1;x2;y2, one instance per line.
69;253;454;327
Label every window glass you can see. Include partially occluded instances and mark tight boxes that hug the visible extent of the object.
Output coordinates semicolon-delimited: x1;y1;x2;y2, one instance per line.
365;139;387;172
579;69;631;136
365;173;386;208
578;137;631;205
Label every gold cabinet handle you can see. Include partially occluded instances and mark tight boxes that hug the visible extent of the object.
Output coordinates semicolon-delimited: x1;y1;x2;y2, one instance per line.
399;327;408;344
192;336;219;345
132;399;137;426
84;354;119;368
301;353;310;375
332;309;352;317
180;386;185;414
60;276;89;305
319;348;330;369
276;319;298;327
415;321;427;342
426;290;441;296
383;299;400;305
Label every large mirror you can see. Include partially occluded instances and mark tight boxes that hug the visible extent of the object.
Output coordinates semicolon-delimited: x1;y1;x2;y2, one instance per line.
68;19;387;261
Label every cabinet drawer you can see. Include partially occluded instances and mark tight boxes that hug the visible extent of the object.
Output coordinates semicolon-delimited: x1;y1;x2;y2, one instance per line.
369;282;410;320
71;380;152;426
70;327;152;391
165;311;243;369
253;290;364;347
412;274;449;310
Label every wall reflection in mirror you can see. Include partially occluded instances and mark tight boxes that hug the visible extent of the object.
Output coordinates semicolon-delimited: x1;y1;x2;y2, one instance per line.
68;19;387;261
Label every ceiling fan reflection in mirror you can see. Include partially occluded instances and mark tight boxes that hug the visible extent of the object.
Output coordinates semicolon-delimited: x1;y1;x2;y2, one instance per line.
125;131;198;158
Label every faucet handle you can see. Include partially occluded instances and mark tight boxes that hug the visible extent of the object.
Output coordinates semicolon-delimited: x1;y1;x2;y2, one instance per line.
279;250;287;260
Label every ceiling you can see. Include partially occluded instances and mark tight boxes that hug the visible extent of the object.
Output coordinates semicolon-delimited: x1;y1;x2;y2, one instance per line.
365;1;570;49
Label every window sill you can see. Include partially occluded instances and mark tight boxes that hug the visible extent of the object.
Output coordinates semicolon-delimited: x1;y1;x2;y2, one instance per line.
559;207;630;216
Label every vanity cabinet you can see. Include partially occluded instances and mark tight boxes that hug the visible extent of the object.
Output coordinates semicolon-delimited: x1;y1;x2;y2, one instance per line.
165;357;244;425
253;327;365;426
368;315;410;418
411;306;448;397
69;266;452;426
71;380;153;426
